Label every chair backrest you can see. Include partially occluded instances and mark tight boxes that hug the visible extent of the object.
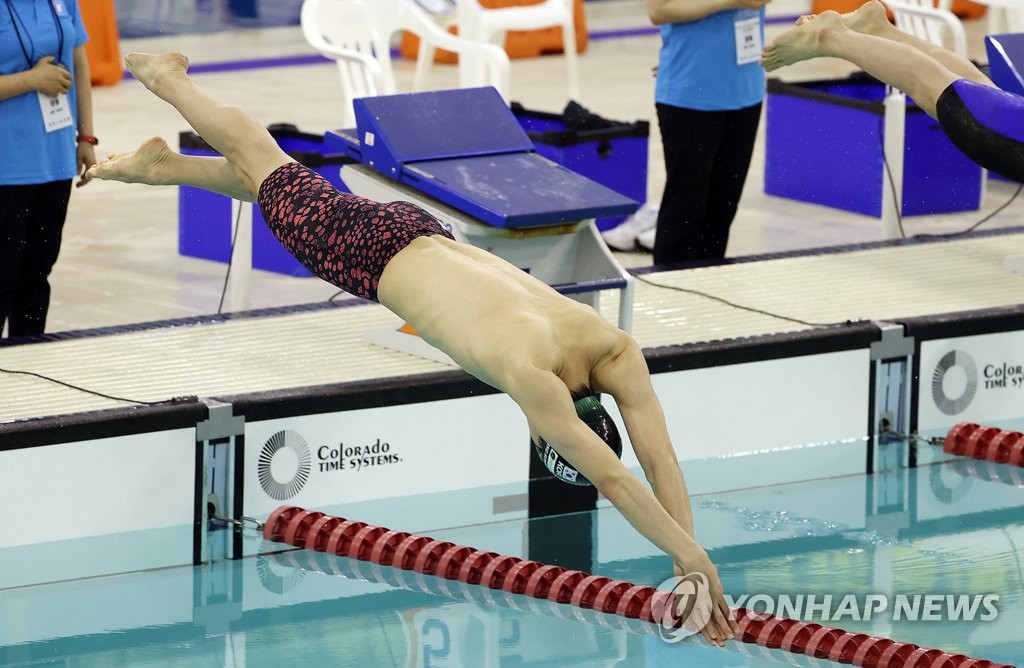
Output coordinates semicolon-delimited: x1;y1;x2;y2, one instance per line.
451;0;575;98
457;0;570;34
884;0;968;55
301;0;510;126
300;0;398;126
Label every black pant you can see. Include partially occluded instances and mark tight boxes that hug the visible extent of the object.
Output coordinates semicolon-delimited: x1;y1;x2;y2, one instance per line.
0;180;72;338
653;102;762;266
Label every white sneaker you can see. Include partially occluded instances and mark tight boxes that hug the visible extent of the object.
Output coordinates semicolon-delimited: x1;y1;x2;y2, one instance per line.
637;226;656;251
601;201;659;251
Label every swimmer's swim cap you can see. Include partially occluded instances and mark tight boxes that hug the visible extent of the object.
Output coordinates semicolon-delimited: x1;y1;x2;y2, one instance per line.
532;395;623;486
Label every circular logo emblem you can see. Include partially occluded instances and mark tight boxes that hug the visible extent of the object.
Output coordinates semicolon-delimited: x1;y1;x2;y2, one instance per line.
652;573;714;643
258;430;312;501
931;350;978;416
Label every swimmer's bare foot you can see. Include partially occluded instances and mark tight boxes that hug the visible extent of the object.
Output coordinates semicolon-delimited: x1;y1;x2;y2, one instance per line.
760;11;847;72
842;0;892;35
85;137;175;186
125;52;189;95
797;1;889;32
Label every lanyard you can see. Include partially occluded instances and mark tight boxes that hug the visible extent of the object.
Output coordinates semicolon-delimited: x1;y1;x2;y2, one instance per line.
4;0;65;70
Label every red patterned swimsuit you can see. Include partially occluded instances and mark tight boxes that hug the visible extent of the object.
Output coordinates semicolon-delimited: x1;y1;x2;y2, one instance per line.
257;162;454;301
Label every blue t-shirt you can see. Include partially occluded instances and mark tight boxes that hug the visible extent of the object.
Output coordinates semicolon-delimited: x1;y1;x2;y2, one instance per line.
0;0;88;185
654;8;766;112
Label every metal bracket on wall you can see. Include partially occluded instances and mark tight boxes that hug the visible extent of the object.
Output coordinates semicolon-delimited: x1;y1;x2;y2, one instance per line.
870;322;915;478
870;321;914;361
864;322;915;538
195;400;246;564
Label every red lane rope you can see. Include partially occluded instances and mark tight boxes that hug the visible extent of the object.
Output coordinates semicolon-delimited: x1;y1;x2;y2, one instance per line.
269;546;818;667
263;506;1014;668
944;423;1024;469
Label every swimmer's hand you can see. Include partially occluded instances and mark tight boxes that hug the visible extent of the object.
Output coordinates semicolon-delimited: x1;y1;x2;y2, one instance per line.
675;551;737;648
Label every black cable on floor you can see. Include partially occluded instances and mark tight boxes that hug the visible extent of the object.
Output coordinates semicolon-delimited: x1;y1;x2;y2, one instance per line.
877;94;1024;240
633;275;855;328
0;366;161;406
218;201;245;315
915;183;1024;239
879;110;907;239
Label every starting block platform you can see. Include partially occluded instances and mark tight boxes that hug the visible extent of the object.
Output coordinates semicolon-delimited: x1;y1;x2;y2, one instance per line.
324;88;640;356
324;87;638;229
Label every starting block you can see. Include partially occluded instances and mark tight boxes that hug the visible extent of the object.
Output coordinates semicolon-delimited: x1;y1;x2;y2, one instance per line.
986;33;1024;96
323;87;639;363
325;87;637;228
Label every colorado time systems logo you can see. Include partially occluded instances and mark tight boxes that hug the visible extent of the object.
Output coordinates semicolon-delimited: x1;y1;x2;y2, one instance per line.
258;430;312;501
931;350;979;416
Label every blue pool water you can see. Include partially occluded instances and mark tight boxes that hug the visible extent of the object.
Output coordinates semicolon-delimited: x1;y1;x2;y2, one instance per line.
2;452;1022;667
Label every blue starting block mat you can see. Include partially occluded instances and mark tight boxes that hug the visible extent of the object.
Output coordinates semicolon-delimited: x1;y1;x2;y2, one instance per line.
986;33;1024;96
324;87;638;229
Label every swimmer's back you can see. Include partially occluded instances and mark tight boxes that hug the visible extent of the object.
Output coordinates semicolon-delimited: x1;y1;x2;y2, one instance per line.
378;235;630;391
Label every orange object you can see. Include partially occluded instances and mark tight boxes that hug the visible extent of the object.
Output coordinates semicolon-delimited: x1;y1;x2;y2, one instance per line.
401;0;588;64
810;0;894;19
950;0;986;20
80;0;122;87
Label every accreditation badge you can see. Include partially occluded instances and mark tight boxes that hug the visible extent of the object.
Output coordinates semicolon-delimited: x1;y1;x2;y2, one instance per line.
38;91;74;133
735;16;762;65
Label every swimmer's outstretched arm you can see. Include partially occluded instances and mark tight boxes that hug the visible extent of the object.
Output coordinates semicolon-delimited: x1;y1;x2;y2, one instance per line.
86;137;256;202
597;343;696;539
508;369;736;647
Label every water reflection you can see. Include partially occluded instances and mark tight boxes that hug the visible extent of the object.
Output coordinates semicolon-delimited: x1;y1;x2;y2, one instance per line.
0;546;808;667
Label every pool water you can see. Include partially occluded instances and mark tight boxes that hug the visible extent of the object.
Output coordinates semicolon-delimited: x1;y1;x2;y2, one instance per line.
2;455;1021;667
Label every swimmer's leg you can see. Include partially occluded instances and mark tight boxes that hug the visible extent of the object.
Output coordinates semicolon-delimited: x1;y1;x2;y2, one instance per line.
123;52;291;199
87;137;256;201
841;0;992;86
761;11;959;117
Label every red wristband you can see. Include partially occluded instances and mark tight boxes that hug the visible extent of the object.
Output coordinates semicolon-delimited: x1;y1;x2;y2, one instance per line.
76;134;99;145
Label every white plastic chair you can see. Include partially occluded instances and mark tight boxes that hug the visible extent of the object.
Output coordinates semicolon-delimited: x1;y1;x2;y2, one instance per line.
300;0;511;127
415;0;582;102
883;0;968;56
